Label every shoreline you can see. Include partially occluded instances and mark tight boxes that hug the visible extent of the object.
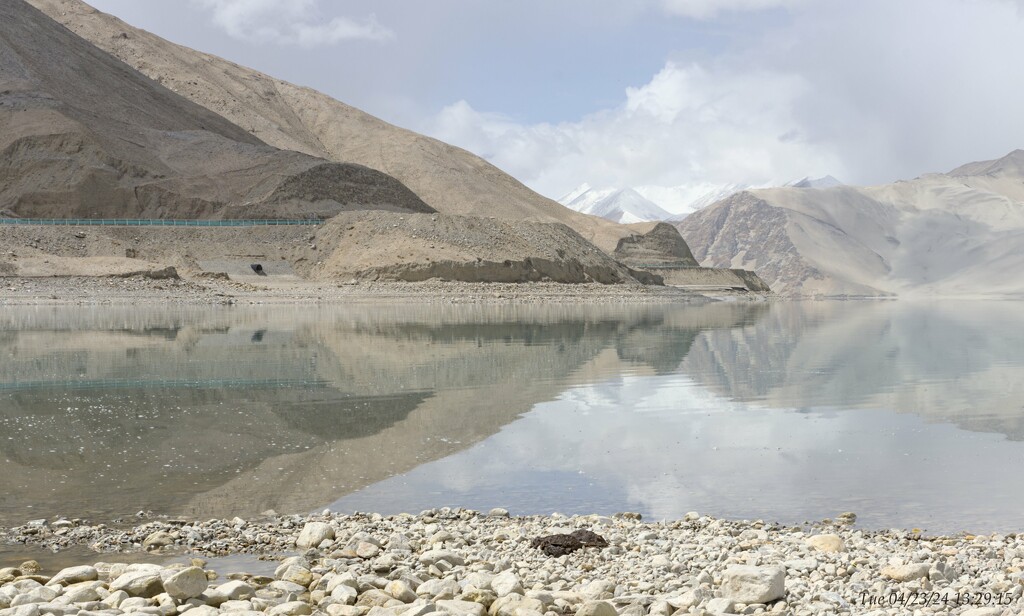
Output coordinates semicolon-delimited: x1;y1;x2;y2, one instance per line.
0;276;764;306
2;510;1021;616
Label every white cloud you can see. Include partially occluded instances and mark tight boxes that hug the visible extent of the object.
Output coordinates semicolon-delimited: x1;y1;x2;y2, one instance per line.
427;0;1024;197
193;0;392;47
427;61;844;198
661;0;809;19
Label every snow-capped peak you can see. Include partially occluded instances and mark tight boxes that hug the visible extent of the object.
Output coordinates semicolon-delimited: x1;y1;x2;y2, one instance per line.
786;175;844;189
558;182;594;204
559;185;673;224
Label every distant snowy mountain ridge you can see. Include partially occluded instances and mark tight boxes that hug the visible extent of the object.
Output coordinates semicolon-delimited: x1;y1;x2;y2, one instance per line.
557;185;673;224
559;177;844;223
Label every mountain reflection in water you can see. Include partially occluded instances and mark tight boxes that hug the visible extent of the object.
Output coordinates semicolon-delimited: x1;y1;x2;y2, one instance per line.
0;303;762;526
2;301;1023;534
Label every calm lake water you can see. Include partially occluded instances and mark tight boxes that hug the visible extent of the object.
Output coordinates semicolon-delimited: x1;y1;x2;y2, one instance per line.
2;300;1023;538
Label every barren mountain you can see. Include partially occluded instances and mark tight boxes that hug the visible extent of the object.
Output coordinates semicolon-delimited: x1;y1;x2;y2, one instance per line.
28;0;630;251
0;0;432;220
678;150;1024;297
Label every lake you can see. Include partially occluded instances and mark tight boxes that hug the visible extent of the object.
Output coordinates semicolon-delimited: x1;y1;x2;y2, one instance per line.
2;300;1022;538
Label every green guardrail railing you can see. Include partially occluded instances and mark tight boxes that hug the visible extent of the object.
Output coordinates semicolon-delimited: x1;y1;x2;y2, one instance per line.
0;218;322;227
0;378;329;391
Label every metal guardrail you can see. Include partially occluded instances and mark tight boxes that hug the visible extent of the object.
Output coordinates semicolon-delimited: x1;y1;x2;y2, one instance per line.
0;378;329;391
0;218;322;227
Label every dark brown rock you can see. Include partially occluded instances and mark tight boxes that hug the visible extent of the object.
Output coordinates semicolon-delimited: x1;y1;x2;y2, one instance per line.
530;529;608;556
570;529;609;547
531;534;583;557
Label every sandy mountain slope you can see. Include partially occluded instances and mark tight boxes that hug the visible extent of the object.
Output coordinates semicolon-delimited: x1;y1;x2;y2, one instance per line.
0;0;432;220
677;150;1024;297
28;0;630;251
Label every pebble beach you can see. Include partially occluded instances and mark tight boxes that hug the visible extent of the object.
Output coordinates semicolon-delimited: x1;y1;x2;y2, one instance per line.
2;510;1022;616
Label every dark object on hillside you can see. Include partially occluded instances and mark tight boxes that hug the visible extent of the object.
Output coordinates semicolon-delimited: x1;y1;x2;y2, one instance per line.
530;529;608;556
250;263;266;275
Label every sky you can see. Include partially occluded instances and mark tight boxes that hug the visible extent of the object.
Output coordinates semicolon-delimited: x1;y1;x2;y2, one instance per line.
86;0;1024;200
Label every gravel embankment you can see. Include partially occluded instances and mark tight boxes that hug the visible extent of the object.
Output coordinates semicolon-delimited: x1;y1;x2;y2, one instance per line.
2;510;1021;616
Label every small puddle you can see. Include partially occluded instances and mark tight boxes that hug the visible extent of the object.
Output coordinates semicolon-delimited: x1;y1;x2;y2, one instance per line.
0;544;288;577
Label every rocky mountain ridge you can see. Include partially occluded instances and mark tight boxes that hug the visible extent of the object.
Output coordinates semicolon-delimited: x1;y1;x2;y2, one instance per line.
677;150;1024;297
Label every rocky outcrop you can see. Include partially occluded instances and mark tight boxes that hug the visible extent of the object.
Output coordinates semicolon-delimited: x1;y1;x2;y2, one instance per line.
613;222;699;268
614;221;768;293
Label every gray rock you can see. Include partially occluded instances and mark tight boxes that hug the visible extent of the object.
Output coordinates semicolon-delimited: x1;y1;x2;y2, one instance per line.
102;590;129;608
356;542;382;559
269;581;308;595
11;587;59;606
720;566;785;604
575;601;617;616
268;601;313;616
458;589;495;608
402;603;438;616
806;534;845;553
880;563;930;582
487;509;510;518
62;583;103;604
705;597;736;614
163;567;209;601
50;566;99;586
34;604;77;616
461;573;495;593
0;605;40;616
418;579;461;599
579;581;616;601
490;572;523;598
143;531;175;550
418;550;465;567
436;600;485;616
110;571;165;598
296;523;335;549
327;574;358;594
524;592;553;608
326;606;363;616
119;597;153;610
330;585;358;605
783;559;818;572
646;601;671;616
219;600;254;611
357;590;398;608
279;566;313;588
182;606;220;616
384;581;417;604
215;581;255;602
